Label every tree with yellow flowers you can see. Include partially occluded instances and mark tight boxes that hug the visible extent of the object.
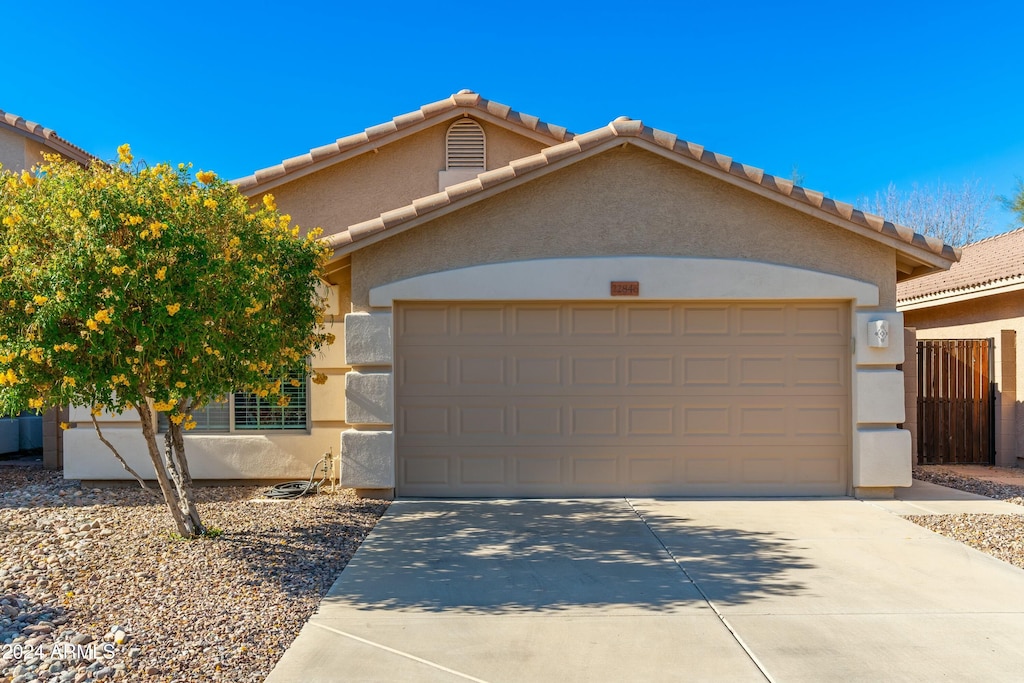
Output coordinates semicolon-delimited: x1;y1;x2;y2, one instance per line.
0;146;332;537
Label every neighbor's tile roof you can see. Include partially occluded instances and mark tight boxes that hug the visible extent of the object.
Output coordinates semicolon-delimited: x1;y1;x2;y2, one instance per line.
896;227;1024;304
0;108;97;166
233;90;573;192
325;116;958;267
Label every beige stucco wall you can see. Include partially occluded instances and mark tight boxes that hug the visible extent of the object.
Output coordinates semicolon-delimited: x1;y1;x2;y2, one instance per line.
65;275;355;481
349;146;897;311
903;290;1024;465
265;119;547;240
0;128;28;172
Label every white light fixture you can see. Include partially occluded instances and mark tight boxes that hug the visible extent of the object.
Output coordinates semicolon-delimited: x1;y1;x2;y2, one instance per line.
868;320;890;348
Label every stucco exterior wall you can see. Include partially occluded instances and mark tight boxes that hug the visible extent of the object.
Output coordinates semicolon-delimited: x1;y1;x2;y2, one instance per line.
0;128;26;171
264;120;547;240
903;290;1024;465
336;145;910;497
65;276;355;481
349;146;898;311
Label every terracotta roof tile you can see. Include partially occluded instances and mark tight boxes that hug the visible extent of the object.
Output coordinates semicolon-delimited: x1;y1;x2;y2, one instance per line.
897;227;1024;304
323;117;959;268
0;107;97;166
233;91;573;191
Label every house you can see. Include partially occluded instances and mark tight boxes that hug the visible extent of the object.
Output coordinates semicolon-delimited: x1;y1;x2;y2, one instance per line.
1;108;97;470
898;228;1024;466
65;90;957;498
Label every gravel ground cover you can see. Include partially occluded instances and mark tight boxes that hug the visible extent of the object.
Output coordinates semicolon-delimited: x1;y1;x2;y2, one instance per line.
0;467;388;683
908;466;1024;572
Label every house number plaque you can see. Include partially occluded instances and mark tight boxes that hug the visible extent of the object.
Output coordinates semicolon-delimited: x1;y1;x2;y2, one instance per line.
610;281;640;296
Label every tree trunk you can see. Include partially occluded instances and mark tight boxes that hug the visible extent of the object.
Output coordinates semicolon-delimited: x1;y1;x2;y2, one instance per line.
137;401;199;537
165;423;204;533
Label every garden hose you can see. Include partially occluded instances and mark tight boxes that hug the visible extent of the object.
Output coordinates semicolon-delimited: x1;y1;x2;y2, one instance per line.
263;450;334;499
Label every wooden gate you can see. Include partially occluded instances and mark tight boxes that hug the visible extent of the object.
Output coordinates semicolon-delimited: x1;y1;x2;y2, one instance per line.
917;339;995;465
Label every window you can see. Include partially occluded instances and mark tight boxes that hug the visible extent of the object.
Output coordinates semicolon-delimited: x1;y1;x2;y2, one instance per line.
445;119;485;170
157;374;309;432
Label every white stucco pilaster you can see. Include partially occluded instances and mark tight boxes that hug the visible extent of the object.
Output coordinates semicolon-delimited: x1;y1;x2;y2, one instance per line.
340;312;396;489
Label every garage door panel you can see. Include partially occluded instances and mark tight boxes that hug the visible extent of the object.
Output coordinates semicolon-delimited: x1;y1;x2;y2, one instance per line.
396;302;850;497
398;303;849;347
398;445;847;496
399;395;846;447
398;348;848;397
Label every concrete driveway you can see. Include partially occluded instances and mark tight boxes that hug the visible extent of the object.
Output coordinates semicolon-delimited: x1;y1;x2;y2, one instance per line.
267;485;1024;682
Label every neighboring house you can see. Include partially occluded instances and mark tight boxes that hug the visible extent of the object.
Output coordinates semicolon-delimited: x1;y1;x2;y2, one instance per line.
898;228;1024;467
0;108;97;470
65;90;958;498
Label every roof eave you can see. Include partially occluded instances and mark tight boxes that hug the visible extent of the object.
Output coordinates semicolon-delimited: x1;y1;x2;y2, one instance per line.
0;121;96;167
898;275;1024;311
323;134;960;271
232;106;571;196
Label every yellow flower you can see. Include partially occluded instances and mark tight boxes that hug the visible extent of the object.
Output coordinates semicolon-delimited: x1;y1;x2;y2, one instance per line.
63;377;76;388
152;400;175;411
154;359;168;367
196;171;216;184
89;210;101;220
155;266;167;281
8;245;19;255
90;405;103;417
27;347;43;364
175;381;186;389
28;398;43;410
20;170;36;187
134;344;143;352
86;319;98;331
69;209;82;220
111;266;127;276
262;194;276;211
59;422;70;430
166;303;181;316
203;198;218;210
184;418;197;431
169;414;185;425
94;308;113;324
117;144;133;165
32;295;47;306
148;221;166;239
311;372;328;385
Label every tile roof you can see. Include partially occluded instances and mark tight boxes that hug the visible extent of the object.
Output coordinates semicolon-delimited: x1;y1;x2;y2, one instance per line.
233;90;573;192
0;108;97;166
896;227;1024;305
324;116;959;270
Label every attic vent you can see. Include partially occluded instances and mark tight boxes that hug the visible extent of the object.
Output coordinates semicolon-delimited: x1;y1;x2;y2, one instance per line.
446;119;485;170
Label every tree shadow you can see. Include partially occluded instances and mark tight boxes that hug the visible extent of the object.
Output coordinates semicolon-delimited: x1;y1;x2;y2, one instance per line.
280;499;817;614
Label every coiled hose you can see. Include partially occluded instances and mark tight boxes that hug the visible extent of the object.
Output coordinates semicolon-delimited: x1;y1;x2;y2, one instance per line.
264;453;333;499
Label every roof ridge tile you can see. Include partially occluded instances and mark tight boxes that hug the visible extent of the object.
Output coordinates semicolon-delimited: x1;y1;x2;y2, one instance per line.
310;108;957;268
234;91;572;191
0;106;97;165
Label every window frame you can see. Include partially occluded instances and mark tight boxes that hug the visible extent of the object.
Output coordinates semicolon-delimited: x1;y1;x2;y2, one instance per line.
157;373;311;434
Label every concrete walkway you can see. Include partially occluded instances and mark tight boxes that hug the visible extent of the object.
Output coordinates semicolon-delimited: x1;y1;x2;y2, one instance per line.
267;487;1024;682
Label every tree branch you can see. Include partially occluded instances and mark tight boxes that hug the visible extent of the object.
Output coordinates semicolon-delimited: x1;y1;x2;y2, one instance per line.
91;413;151;491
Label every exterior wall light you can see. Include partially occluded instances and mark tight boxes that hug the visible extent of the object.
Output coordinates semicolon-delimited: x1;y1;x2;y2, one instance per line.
868;319;890;348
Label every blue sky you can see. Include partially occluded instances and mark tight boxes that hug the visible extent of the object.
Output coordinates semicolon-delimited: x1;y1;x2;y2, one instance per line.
5;1;1023;232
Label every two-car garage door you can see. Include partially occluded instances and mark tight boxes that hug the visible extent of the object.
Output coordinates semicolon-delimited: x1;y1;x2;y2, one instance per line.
395;301;850;497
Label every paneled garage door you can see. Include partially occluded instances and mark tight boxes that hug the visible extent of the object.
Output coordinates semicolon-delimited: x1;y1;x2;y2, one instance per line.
395;302;850;497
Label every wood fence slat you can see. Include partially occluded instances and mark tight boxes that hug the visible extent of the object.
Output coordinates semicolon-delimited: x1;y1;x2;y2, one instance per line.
916;339;994;465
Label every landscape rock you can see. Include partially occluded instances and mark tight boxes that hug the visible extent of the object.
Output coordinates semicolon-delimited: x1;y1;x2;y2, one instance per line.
0;467;388;682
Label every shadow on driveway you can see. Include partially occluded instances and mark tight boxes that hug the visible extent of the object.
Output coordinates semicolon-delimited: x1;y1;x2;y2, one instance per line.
321;499;814;614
